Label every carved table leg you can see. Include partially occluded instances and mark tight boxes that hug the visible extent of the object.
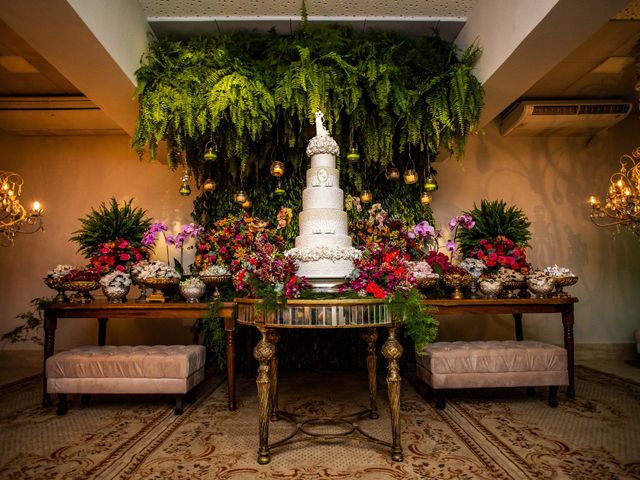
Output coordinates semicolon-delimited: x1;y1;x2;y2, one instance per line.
254;326;275;464
98;318;108;346
42;311;57;408
267;330;280;421
381;325;403;462
224;316;237;411
362;328;379;419
561;306;576;399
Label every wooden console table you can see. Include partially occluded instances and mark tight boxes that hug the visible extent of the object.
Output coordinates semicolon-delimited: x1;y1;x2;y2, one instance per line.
234;298;404;464
42;302;235;408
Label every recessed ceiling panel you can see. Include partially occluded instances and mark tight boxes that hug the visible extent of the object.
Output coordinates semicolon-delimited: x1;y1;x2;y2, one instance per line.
139;0;476;18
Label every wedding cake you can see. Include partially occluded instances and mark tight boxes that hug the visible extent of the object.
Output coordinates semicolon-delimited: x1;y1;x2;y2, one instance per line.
285;111;360;290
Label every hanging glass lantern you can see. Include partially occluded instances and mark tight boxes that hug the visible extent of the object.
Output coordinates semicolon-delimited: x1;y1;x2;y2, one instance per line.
179;169;191;196
386;165;400;181
360;190;372;204
403;169;418;184
234;190;247;203
420;192;432;205
346;146;360;162
270;160;285;177
424;173;438;192
203;178;217;192
203;138;217;162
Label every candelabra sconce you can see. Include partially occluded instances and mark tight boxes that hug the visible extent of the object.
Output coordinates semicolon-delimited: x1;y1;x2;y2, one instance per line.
1;170;44;246
588;148;640;236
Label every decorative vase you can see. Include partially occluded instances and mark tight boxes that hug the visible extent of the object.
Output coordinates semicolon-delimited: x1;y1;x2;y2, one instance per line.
101;285;130;303
500;280;526;298
62;280;100;304
415;276;438;292
200;274;232;296
143;277;179;303
551;276;578;298
527;279;554;298
478;279;503;299
45;277;69;303
443;272;472;300
180;280;206;304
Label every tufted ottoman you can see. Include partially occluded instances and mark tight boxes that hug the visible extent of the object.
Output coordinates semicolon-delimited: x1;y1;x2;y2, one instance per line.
46;345;206;416
416;340;568;409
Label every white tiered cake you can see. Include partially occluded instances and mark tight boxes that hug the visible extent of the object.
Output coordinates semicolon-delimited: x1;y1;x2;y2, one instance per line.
285;111;360;290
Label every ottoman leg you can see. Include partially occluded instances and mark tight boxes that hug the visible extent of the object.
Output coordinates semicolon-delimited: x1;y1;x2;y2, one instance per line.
175;395;184;415
57;394;68;416
548;386;559;408
526;387;536;397
81;394;92;405
185;389;196;404
435;390;446;410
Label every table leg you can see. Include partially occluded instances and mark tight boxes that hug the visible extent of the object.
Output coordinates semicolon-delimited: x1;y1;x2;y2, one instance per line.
224;316;236;411
381;325;403;462
42;311;57;407
254;326;275;464
267;330;280;421
98;318;108;346
362;328;379;419
513;313;523;341
561;306;576;399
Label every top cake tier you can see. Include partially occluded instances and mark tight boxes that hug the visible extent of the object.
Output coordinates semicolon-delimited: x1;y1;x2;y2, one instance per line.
306;135;340;158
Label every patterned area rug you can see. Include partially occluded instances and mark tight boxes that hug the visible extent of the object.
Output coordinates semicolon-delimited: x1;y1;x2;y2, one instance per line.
0;366;639;479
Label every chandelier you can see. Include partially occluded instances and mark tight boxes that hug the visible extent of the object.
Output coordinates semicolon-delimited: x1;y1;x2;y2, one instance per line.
588;147;640;236
1;170;44;246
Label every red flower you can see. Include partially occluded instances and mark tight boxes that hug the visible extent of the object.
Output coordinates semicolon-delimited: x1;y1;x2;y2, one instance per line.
119;253;131;261
115;265;125;272
366;282;387;299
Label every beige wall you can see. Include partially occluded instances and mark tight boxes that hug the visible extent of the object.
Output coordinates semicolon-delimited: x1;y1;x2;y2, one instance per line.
1;116;639;352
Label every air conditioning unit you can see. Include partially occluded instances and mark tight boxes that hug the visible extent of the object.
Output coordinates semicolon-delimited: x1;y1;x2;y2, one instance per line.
500;100;632;137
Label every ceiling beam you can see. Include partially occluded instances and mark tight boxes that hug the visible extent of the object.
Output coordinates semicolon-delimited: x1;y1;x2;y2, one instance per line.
0;0;151;137
456;0;629;126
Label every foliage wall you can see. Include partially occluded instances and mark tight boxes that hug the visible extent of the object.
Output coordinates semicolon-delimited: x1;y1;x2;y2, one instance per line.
133;25;483;228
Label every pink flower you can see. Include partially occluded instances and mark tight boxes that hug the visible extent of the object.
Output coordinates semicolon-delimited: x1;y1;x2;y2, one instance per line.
119;253;131;261
115;265;125;272
117;240;129;249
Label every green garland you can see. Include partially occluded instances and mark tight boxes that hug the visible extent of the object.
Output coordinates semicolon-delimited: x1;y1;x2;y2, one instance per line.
133;26;483;183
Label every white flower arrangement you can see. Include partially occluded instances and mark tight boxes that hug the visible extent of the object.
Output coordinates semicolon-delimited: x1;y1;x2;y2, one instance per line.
459;258;486;278
180;276;205;288
285;246;361;262
200;265;230;276
130;260;150;279
47;264;74;279
480;277;502;286
543;264;575;277
137;260;180;280
100;271;132;289
410;261;439;280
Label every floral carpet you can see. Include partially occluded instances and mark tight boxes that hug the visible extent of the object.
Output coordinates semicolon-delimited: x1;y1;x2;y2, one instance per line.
0;366;638;479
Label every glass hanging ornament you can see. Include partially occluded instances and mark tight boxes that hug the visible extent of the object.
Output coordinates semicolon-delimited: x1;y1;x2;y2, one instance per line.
234;190;247;203
179;169;191;196
420;192;432;205
403;147;418;184
270;160;285;177
360;190;372;204
203;178;217;192
386;164;400;181
347;144;360;162
424;172;438;192
203;131;218;162
275;178;285;196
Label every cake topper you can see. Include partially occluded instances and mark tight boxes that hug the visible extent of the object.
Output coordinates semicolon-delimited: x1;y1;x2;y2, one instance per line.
314;111;327;137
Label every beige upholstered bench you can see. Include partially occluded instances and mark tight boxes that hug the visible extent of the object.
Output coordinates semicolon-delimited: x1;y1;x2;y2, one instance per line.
46;345;206;416
416;340;568;409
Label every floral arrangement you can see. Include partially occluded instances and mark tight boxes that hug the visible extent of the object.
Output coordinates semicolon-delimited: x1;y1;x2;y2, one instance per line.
200;265;230;277
136;261;180;280
527;269;553;287
180;276;206;289
409;261;439;281
60;268;101;283
46;264;74;279
100;271;132;289
235;240;308;299
493;267;526;283
130;260;150;282
467;236;529;274
458;258;487;279
543;265;576;277
142;222;203;274
89;238;148;273
194;213;281;274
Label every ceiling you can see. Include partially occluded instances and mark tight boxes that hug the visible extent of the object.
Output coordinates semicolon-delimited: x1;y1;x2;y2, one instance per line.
0;0;638;136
